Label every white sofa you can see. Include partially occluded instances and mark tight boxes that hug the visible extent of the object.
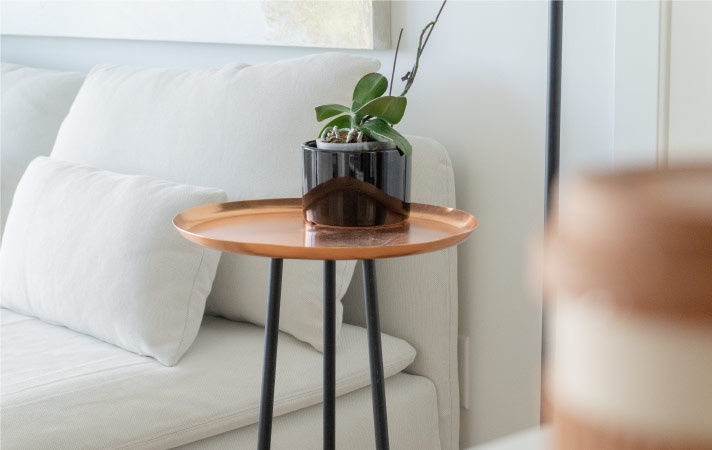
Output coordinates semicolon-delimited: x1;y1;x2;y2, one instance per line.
0;57;459;450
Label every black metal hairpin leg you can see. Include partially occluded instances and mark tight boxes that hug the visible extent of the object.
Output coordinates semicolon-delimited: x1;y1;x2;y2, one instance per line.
257;258;284;450
362;259;390;450
323;260;336;450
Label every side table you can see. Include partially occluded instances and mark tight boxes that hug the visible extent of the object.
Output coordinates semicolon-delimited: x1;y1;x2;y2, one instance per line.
174;198;476;450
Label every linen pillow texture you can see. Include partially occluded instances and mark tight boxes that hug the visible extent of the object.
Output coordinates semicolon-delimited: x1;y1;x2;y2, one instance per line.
50;53;379;351
0;157;226;366
1;63;85;233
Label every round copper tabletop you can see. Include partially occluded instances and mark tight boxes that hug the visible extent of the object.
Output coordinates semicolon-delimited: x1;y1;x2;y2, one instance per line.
173;198;477;260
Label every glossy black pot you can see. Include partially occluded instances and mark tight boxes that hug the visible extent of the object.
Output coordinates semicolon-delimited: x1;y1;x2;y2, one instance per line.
302;140;411;227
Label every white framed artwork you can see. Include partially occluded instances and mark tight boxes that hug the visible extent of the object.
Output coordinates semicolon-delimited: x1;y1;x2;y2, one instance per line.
1;1;391;50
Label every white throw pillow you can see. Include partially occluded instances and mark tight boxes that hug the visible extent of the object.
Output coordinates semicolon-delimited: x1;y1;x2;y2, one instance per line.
1;63;85;233
0;157;226;366
51;53;379;351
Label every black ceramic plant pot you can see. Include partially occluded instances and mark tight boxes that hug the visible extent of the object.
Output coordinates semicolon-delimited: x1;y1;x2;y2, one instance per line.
302;140;411;228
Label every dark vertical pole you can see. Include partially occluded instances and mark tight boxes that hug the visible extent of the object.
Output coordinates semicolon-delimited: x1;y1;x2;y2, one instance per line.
546;0;563;217
257;258;283;450
323;260;336;450
543;0;563;423
362;259;389;450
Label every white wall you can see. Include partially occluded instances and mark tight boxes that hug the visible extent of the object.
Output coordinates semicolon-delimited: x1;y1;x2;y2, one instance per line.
4;1;662;446
560;0;617;174
560;0;661;176
666;0;712;164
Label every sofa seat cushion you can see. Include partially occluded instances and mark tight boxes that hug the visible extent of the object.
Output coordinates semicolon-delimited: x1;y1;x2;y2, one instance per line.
175;373;442;450
0;308;416;450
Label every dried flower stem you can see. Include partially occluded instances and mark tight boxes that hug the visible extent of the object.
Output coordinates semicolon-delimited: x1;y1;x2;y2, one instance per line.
399;0;447;97
421;0;447;55
390;28;404;96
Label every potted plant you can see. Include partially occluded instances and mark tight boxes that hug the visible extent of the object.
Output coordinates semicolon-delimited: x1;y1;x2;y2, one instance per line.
302;1;447;228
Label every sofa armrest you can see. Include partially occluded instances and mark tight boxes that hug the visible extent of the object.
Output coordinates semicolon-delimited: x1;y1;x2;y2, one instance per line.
342;135;459;450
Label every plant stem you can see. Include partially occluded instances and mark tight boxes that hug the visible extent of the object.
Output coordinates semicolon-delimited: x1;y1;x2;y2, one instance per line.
390;28;404;96
421;0;447;54
399;0;447;97
399;21;434;97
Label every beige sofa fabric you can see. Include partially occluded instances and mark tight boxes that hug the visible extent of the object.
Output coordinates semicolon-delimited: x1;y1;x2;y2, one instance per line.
0;63;85;233
177;373;441;450
1;308;416;449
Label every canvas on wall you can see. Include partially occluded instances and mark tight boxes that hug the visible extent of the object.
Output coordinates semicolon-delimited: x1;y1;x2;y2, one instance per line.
1;1;391;50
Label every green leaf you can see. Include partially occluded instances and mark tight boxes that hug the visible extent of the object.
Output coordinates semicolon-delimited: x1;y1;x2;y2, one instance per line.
354;96;407;125
351;113;364;128
357;118;412;157
318;115;351;139
352;73;388;106
315;104;350;122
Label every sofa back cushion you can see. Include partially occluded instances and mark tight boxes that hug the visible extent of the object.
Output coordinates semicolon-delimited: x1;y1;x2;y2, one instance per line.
1;157;226;365
51;54;379;350
0;63;85;233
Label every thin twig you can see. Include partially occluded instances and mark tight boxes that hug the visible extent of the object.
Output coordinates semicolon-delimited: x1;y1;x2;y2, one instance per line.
420;0;447;55
399;21;434;96
399;0;447;97
390;28;404;96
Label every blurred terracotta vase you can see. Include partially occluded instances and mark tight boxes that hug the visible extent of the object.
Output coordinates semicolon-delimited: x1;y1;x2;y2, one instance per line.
542;166;712;450
301;140;411;228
